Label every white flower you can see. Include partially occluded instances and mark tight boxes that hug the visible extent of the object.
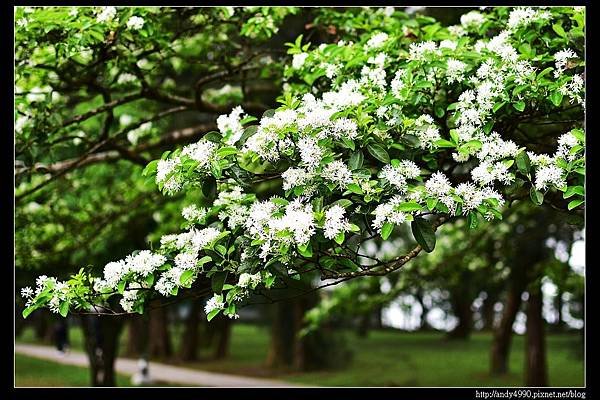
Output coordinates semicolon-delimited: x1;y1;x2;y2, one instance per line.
535;165;566;191
126;16;145;30
156;157;180;183
554;48;577;77
190;227;221;250
174;252;198;270
460;11;485;29
238;272;261;289
181;140;217;170
117;73;137;85
446;58;467;84
21;287;34;299
425;171;453;197
324;205;351;240
292;53;309;69
16;18;28;28
408;41;439;61
298;137;323;170
380;165;407;192
383;6;395;17
217;106;246;144
390;70;406;98
126;250;167;277
372;196;407;232
322;160;353;188
96;6;117;23
182;204;206;222
507;7;542;30
282;167;313;190
205;294;225;315
365;32;389;49
448;25;466;37
439;40;458;51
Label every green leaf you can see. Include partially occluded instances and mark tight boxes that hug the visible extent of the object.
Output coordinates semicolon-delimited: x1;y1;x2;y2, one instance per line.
334;232;345;245
145;274;155;286
568;198;584;210
204;131;223;143
197;256;212;266
563;185;584;199
207;308;221;321
492;102;506;113
211;272;228;294
467;212;479;229
426;198;438;211
237;125;257;145
347;183;364;195
515;151;531;175
180;270;195;286
297;242;313;257
22;304;36;319
537;67;554;82
434;139;455;148
411;217;436;252
117;280;126;294
434;105;445;118
550;91;563;107
334;199;353;208
367;143;390;164
381;222;394;240
552;22;567;38
142;159;158;177
396;202;423;212
210;160;222;178
216;146;238;158
59;301;69;318
348;150;364;170
530;187;544;205
513;101;526;112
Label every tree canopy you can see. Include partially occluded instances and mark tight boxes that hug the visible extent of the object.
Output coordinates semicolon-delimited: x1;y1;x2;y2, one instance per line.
16;6;585;324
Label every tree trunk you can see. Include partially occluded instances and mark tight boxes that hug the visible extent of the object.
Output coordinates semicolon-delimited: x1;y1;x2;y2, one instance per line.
80;315;124;386
554;287;564;330
266;299;296;368
356;313;371;338
179;300;202;361
148;304;172;359
525;284;548;387
490;286;522;375
481;291;498;331
448;293;473;340
213;315;232;360
124;315;145;357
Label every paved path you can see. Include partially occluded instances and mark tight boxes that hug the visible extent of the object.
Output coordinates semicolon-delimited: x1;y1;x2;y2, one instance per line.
15;343;301;387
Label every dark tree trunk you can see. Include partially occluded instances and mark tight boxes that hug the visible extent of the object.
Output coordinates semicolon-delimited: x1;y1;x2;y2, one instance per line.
448;292;473;340
490;286;523;375
374;304;384;329
356;313;371;338
266;299;296;368
148;304;172;359
179;300;202;361
554;288;564;330
213;315;232;360
124;314;145;358
525;284;548;387
481;291;498;331
80;315;124;386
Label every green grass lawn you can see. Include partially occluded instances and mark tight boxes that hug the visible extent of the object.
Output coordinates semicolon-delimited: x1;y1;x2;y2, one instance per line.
16;323;583;387
14;354;132;387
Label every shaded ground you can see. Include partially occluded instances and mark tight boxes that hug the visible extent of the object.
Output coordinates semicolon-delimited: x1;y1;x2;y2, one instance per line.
16;323;584;387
